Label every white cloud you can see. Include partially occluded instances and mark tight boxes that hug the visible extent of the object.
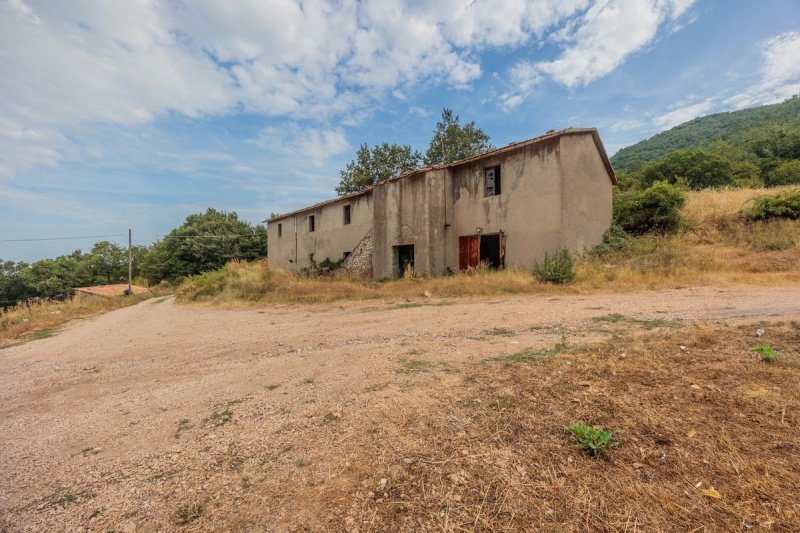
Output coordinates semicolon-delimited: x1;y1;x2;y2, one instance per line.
250;125;350;168
0;0;700;177
724;31;800;109
501;0;696;109
652;98;715;130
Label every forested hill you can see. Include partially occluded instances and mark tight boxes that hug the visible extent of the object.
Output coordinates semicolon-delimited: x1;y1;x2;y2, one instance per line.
611;96;800;172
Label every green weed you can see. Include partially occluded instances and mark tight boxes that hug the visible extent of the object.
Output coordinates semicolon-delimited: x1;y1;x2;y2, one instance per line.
565;422;620;456
752;345;779;363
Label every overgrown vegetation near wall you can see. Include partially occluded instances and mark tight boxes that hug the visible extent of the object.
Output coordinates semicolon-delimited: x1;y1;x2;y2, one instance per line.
176;187;800;306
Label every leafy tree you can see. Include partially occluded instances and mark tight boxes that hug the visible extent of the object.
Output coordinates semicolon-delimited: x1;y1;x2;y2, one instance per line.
423;108;492;165
82;241;128;284
766;160;800;187
336;143;422;195
0;260;32;304
640;149;735;189
140;208;267;282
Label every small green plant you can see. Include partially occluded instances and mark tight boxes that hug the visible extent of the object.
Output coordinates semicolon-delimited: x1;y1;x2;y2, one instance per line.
265;383;280;390
174;502;203;525
565;422;620;456
485;327;515;337
533;250;576;284
752;345;778;363
204;407;233;427
396;358;434;374
174;418;192;438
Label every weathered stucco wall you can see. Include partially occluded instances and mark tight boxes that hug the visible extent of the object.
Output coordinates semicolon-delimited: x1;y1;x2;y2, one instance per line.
449;136;564;269
558;134;613;253
267;192;372;272
372;169;451;279
269;129;613;277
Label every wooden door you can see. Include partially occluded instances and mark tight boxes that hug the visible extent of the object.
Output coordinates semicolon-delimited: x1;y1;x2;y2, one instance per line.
458;235;480;270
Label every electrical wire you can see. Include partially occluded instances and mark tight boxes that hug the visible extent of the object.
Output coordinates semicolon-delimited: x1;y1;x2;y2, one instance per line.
0;233;126;243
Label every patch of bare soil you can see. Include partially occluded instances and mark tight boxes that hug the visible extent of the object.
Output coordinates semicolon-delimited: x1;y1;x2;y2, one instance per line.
0;285;798;531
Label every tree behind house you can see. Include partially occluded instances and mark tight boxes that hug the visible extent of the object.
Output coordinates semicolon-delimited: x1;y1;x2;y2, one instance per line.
336;143;422;196
423;108;492;165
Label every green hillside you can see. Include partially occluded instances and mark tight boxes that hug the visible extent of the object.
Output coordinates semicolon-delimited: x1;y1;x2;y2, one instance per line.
611;96;800;173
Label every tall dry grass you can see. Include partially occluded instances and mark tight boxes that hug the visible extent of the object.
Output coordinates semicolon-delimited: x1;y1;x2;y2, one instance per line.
0;293;156;346
178;187;800;306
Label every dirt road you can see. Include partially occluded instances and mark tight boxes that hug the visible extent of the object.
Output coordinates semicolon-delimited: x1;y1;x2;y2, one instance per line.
1;285;799;531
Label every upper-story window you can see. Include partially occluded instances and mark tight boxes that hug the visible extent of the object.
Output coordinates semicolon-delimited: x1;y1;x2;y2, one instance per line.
277;223;282;237
309;215;315;232
485;165;501;197
343;204;351;225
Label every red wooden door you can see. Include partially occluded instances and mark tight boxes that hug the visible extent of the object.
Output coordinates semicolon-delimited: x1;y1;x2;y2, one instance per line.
458;235;480;270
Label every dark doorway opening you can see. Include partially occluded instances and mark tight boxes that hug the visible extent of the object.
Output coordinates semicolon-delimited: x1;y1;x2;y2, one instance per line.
459;233;505;271
395;244;415;277
479;234;501;269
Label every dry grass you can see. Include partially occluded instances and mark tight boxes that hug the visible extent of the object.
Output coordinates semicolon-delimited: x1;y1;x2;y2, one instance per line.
179;188;800;306
307;322;800;531
0;293;157;347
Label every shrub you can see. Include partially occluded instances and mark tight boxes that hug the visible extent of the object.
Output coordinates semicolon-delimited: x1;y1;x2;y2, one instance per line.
766;160;800;187
752;345;778;363
533;250;575;284
640;149;735;189
613;182;686;235
565;422;620;456
590;224;631;256
743;189;800;221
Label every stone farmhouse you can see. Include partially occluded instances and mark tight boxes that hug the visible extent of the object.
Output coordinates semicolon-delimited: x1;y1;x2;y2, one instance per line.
265;128;617;279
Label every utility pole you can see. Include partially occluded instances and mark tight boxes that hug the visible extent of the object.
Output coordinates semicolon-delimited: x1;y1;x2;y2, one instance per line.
128;228;132;295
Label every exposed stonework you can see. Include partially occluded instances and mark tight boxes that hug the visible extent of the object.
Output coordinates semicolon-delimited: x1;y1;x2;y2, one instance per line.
343;230;373;277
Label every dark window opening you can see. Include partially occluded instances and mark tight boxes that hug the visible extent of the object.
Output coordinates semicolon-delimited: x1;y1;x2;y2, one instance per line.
343;251;351;259
309;215;315;232
394;244;415;277
485;165;501;197
479;234;501;269
277;223;282;237
343;204;351;225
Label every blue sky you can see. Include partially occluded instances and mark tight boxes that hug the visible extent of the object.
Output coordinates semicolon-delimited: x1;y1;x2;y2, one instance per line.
1;0;799;261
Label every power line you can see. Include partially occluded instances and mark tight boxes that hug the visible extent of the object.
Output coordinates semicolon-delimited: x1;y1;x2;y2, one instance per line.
0;233;126;243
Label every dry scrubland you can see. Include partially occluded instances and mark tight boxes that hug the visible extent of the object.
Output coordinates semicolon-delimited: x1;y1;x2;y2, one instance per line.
0;290;798;531
178;187;800;306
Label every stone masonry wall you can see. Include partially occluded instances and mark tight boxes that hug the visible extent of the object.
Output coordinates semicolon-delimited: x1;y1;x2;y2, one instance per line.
343;230;373;278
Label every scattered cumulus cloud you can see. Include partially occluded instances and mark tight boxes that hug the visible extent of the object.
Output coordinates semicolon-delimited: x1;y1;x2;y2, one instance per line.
649;30;800;133
250;125;350;168
0;0;698;177
501;0;697;109
724;31;800;109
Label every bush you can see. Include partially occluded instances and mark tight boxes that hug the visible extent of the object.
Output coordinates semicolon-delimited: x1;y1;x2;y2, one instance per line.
613;182;686;235
533;250;575;284
743;189;800;221
766;160;800;187
640;149;735;189
565;422;620;456
590;224;631;256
